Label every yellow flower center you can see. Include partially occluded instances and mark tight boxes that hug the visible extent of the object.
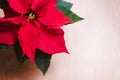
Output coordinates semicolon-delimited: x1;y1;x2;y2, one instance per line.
28;13;35;19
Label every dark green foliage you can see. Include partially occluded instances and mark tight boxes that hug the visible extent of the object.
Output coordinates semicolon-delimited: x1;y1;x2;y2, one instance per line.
57;0;84;23
57;0;73;9
35;49;52;75
0;45;8;50
13;43;28;64
0;0;8;8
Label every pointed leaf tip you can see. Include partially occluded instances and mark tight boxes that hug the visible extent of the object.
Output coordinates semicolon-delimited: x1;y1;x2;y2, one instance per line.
13;43;28;64
35;49;52;75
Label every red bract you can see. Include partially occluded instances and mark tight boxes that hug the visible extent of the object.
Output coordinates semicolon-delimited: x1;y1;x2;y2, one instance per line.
0;0;71;62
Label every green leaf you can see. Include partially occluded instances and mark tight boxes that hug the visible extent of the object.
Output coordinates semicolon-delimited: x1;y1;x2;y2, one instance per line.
57;6;84;23
0;45;9;50
13;43;28;64
35;49;52;75
0;0;8;8
57;0;73;9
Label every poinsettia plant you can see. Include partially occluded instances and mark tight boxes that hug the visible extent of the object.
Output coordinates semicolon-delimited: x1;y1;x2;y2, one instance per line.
0;0;83;75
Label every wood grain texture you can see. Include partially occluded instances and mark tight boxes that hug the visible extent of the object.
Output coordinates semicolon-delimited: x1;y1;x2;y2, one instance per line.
0;48;42;80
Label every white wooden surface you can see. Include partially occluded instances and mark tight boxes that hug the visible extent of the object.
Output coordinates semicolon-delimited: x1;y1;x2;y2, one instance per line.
0;0;120;80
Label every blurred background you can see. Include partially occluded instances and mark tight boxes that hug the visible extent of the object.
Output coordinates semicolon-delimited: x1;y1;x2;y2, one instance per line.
0;0;120;80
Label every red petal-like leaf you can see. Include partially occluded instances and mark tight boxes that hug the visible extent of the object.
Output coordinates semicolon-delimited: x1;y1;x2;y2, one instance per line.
19;0;33;11
0;30;18;46
7;0;27;13
3;6;20;18
31;0;49;11
37;0;72;28
18;22;39;62
34;21;69;54
0;18;20;45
